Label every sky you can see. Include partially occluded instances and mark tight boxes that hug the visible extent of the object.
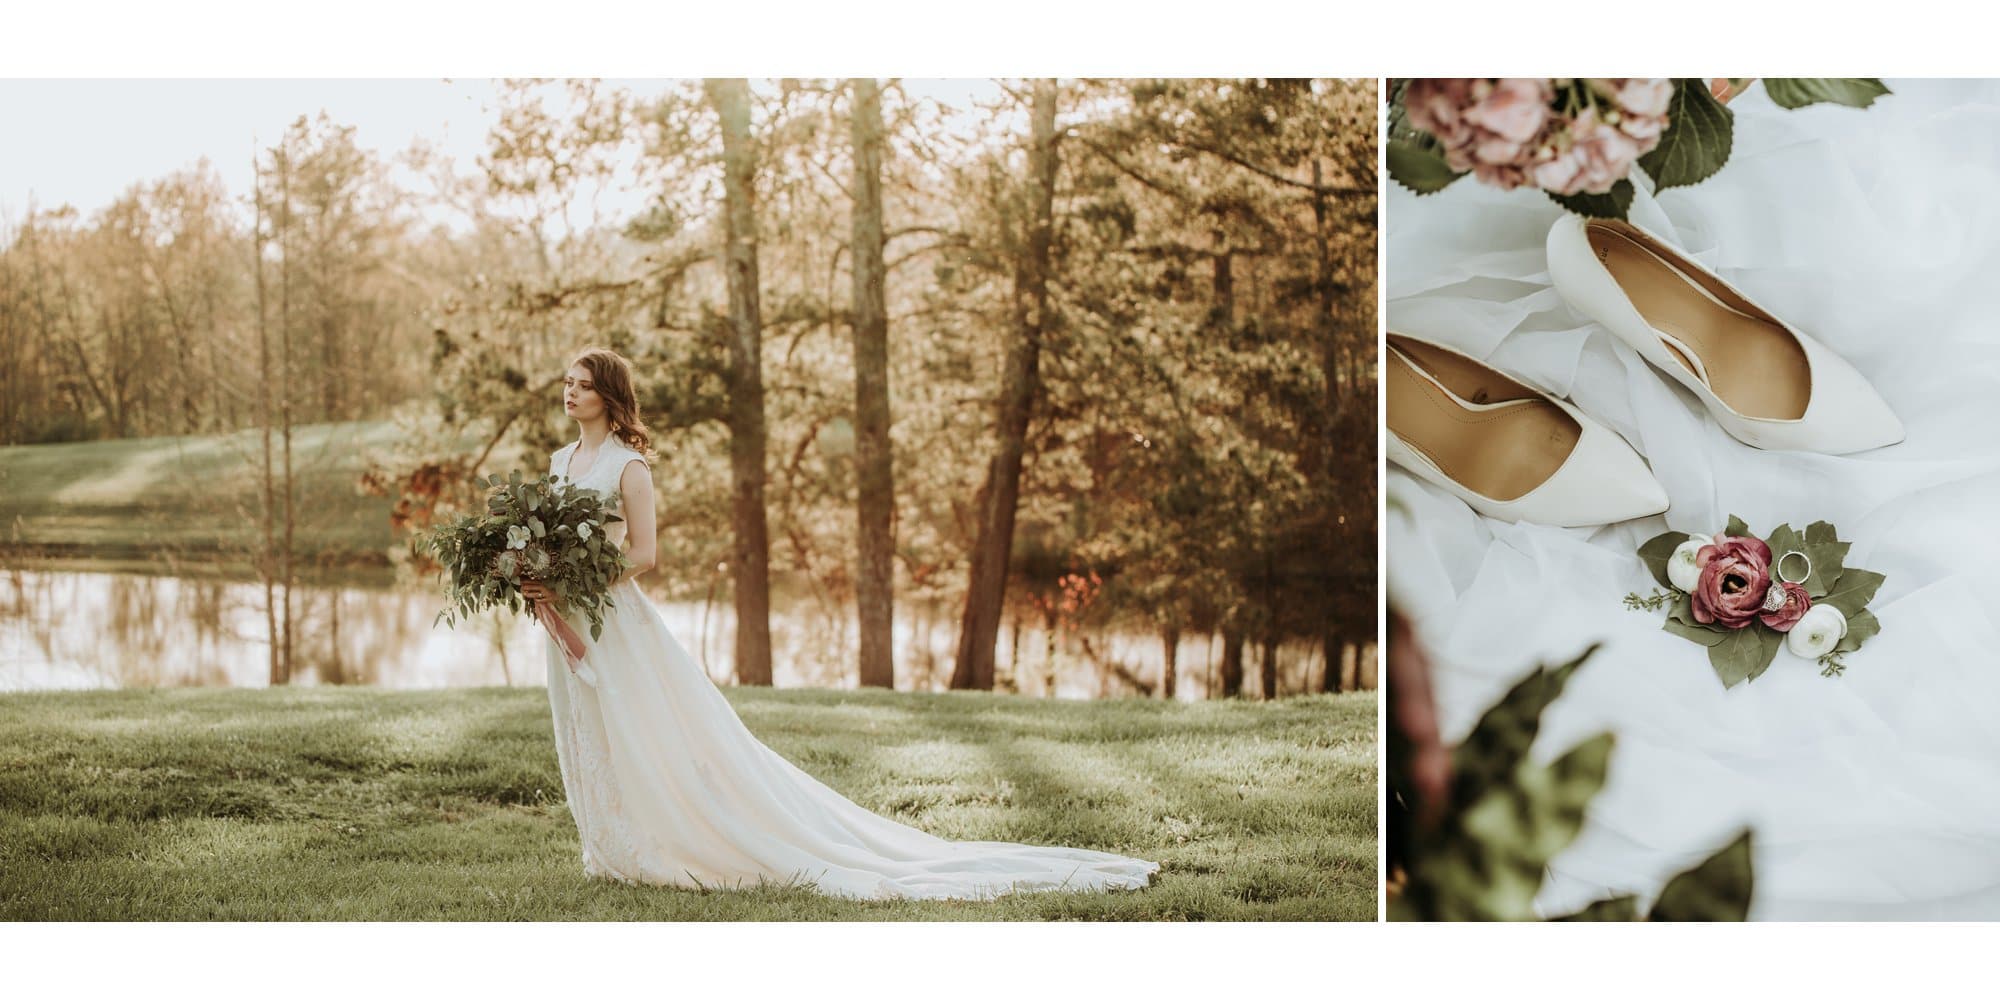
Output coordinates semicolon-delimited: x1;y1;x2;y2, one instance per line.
0;78;1003;228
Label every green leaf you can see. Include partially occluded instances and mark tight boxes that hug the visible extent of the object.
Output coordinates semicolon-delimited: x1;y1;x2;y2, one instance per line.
1746;628;1784;683
1761;78;1890;110
1638;531;1691;590
1820;568;1885;617
1386;138;1464;195
1448;644;1599;807
1834;609;1881;654
1706;625;1779;688
1763;521;1805;579
1724;514;1751;538
529;517;545;539
1800;521;1851;598
1554;895;1642;921
1665;614;1728;648
1546;180;1633;221
1649;830;1755;921
1639;79;1734;192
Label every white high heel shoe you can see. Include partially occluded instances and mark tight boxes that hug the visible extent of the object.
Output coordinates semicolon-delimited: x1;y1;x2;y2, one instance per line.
1386;334;1670;527
1546;215;1904;454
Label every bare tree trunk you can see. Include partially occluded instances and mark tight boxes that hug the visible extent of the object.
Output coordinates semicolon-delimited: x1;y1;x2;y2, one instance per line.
1322;625;1344;694
253;161;281;687
951;78;1059;691
849;77;895;690
707;78;774;687
278;146;296;684
1160;623;1180;700
1261;634;1280;701
1219;627;1244;698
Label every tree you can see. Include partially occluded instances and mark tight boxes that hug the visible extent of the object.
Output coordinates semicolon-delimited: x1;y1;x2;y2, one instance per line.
951;79;1059;692
848;78;896;689
706;78;776;687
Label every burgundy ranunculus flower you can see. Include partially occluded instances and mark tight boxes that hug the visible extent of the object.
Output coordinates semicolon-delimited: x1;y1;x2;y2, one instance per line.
1759;581;1812;632
1691;535;1773;629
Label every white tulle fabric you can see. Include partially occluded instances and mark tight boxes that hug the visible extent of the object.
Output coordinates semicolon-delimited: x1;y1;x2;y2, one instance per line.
541;436;1159;900
1389;80;2000;919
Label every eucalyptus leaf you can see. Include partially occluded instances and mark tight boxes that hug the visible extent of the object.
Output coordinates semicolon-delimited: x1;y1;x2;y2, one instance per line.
1639;80;1734;192
1387;138;1465;195
1546;180;1633;221
1638;531;1691;590
1761;78;1890;110
1724;514;1751;538
1821;568;1885;617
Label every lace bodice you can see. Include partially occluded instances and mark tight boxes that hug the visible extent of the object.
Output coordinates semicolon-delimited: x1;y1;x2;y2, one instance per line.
550;436;646;548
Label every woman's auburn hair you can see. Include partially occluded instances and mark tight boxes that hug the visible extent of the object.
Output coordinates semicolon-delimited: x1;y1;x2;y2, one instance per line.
569;347;655;461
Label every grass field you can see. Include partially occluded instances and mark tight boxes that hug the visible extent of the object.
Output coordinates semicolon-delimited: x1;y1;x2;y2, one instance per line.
0;422;399;567
0;686;1376;921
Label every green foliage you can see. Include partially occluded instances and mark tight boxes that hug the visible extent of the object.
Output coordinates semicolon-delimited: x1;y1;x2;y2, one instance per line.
1392;645;1757;921
1638;530;1691;589
1638;80;1735;192
1392;645;1608;921
1761;78;1891;110
1386;139;1463;195
1634;517;1886;687
426;473;627;638
1546;179;1636;220
1648;831;1755;921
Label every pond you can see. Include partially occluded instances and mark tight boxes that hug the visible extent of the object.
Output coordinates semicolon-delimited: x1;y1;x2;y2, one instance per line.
0;567;1368;698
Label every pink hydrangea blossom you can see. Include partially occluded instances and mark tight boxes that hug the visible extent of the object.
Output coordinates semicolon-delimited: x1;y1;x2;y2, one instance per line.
1402;78;1674;197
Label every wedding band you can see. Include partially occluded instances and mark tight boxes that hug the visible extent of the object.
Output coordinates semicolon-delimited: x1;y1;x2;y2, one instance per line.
1777;550;1812;585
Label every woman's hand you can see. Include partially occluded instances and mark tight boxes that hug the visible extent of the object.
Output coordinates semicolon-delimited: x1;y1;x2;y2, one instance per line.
521;580;553;607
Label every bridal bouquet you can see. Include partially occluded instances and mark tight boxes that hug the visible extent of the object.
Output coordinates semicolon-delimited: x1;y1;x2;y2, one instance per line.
1629;516;1884;687
1388;78;1889;220
426;471;629;685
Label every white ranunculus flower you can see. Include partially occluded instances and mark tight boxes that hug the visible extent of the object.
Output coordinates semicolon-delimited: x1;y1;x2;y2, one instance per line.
1787;604;1848;659
1667;533;1714;592
506;524;531;550
578;522;593;542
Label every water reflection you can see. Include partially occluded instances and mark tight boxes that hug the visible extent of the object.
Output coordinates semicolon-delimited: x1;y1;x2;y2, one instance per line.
0;568;1370;698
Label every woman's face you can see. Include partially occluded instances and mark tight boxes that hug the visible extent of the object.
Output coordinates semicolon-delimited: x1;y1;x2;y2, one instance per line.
563;365;606;424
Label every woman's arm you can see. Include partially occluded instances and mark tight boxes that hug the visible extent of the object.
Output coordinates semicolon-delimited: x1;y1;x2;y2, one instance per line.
613;458;658;588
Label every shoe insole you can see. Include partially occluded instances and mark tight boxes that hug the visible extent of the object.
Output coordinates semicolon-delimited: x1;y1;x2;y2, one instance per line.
1586;223;1810;421
1386;337;1580;503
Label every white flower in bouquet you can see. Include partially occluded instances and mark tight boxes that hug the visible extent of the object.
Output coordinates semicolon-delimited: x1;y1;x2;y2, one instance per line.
524;544;552;577
1787;605;1849;659
578;521;593;542
506;524;532;549
1667;533;1715;592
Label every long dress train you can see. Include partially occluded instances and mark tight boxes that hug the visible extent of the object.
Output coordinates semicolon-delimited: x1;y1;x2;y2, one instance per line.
542;436;1159;900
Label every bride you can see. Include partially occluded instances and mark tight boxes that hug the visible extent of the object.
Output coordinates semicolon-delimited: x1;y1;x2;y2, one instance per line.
517;347;1159;900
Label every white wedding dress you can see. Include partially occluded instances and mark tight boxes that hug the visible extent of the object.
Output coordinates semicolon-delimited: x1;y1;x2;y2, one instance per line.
1390;80;2000;919
540;436;1159;900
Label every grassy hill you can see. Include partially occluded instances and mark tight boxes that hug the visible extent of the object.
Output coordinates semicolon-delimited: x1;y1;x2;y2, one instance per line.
0;686;1375;921
0;422;400;571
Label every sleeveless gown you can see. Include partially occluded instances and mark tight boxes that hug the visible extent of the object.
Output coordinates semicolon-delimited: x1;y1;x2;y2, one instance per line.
541;437;1159;900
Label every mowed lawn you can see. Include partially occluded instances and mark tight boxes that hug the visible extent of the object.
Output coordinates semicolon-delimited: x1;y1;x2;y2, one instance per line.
0;687;1375;921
